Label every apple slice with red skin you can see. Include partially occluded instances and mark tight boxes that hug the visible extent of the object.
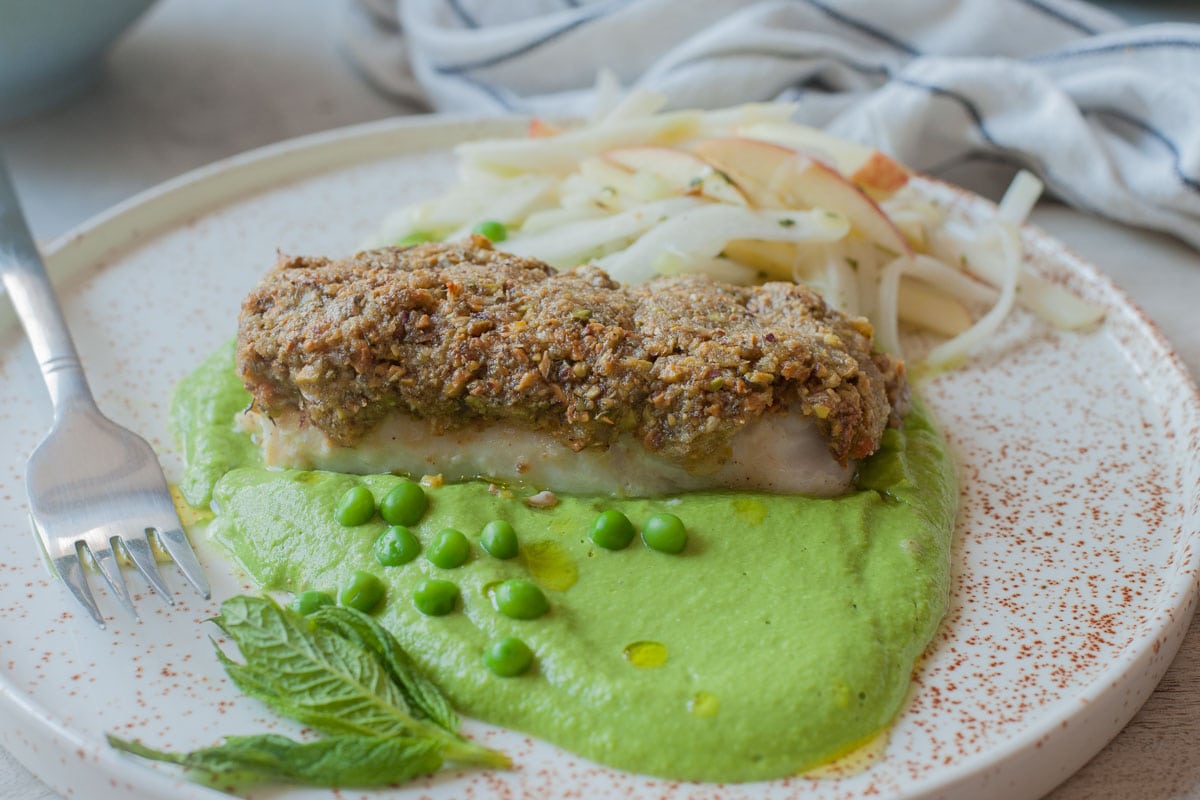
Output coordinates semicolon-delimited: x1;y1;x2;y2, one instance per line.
603;146;750;207
737;122;910;197
693;137;914;257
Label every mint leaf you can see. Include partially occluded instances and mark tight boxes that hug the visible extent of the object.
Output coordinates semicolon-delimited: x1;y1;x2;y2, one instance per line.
106;733;443;788
211;596;508;768
110;595;509;789
212;595;424;739
213;649;367;737
310;605;458;732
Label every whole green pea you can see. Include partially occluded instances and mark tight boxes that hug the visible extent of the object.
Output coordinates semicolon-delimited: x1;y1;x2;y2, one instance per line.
492;578;548;620
641;512;688;554
335;485;376;527
373;525;421;566
471;219;508;243
413;579;459;616
480;520;519;559
338;570;385;613
291;590;334;616
379;481;428;526
426;528;470;569
483;637;534;677
590;509;635;550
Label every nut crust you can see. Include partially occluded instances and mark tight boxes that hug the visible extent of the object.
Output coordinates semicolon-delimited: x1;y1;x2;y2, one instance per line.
236;239;908;468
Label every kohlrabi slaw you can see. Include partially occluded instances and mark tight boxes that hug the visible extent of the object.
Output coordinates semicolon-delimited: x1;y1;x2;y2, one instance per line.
375;92;1104;370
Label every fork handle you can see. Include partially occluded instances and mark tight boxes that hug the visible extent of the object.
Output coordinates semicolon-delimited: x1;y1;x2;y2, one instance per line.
0;159;95;415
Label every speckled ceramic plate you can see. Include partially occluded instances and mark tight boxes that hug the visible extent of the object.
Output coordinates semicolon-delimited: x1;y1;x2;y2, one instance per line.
1;117;1198;800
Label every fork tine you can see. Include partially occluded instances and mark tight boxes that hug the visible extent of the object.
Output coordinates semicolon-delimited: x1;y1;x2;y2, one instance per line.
154;527;211;599
121;534;174;605
33;514;105;628
52;551;105;628
89;542;138;619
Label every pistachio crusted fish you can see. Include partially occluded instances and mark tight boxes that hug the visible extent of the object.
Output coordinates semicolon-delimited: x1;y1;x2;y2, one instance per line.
236;238;908;496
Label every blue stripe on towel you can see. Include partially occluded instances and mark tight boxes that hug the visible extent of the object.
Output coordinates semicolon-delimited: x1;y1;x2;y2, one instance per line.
435;2;624;74
1034;36;1200;63
653;47;891;94
450;71;517;110
892;75;1103;215
893;75;988;132
446;0;480;29
773;48;893;80
1015;0;1100;35
1082;106;1200;193
798;0;920;56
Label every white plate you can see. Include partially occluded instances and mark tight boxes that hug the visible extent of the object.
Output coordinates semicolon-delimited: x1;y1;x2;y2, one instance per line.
1;116;1197;800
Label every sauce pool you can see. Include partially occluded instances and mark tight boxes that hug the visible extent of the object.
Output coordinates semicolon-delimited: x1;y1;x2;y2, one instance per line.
173;343;957;782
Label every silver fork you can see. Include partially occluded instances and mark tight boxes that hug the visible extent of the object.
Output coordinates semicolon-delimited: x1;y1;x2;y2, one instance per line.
0;159;210;627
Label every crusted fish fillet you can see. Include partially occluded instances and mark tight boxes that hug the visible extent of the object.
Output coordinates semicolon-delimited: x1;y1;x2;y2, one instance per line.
236;239;908;496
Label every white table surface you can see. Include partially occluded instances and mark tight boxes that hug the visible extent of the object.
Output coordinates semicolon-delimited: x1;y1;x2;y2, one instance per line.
1;1;1197;799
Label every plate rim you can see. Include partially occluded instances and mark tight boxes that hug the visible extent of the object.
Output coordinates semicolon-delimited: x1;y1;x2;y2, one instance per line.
1;112;1198;800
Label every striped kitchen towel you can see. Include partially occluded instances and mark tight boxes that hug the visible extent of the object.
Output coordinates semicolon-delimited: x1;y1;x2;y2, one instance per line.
344;0;1200;249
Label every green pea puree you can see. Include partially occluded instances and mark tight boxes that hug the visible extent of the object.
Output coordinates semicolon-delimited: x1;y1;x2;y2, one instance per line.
172;342;957;782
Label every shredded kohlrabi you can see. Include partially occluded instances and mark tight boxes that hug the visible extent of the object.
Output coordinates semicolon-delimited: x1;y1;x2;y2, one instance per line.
375;91;1105;370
